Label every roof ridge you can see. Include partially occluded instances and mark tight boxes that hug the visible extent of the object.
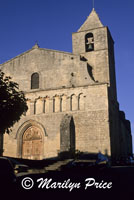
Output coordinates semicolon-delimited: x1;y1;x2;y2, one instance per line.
0;47;74;65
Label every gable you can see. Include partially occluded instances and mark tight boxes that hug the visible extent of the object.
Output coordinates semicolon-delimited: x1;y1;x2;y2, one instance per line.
1;47;94;92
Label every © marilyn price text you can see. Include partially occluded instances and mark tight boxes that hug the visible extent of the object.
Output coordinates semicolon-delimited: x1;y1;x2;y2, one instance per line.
21;177;112;191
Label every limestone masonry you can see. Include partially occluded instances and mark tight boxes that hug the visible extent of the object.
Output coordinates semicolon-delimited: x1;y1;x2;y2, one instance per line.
0;9;132;161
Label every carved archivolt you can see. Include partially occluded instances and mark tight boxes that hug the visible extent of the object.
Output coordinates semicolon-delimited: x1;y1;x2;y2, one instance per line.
23;126;42;141
16;120;46;159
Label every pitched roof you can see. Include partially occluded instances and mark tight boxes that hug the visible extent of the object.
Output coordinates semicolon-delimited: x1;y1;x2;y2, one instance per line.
0;46;73;66
78;9;103;32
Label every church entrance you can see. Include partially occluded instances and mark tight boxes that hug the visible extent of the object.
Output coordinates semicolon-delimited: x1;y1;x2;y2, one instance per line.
22;126;43;160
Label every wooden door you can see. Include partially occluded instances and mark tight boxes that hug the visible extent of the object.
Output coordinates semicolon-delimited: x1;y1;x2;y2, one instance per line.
22;126;43;160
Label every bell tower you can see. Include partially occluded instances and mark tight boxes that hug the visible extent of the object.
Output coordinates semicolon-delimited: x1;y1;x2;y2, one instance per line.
72;9;117;101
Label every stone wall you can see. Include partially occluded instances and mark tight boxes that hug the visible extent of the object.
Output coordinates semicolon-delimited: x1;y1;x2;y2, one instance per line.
72;27;110;84
3;83;111;158
1;47;94;92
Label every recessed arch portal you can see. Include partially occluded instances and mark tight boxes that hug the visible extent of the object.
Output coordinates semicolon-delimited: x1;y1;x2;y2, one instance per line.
22;126;43;160
16;120;46;160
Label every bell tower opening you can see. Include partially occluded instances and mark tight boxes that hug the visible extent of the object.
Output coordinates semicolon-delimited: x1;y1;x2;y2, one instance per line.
85;33;94;52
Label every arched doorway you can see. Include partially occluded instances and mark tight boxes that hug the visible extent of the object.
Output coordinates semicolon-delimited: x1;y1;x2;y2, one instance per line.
22;126;43;160
60;114;75;154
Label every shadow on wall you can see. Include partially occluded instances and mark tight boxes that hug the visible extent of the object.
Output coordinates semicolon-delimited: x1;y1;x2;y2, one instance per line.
80;56;96;82
87;64;96;82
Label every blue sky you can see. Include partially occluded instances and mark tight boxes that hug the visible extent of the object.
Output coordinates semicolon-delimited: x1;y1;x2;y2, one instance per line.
0;0;134;150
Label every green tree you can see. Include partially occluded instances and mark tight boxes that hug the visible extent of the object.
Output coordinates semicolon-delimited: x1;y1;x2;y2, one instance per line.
0;70;28;155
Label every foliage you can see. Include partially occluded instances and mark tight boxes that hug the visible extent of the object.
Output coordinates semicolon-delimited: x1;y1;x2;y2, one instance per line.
0;70;28;134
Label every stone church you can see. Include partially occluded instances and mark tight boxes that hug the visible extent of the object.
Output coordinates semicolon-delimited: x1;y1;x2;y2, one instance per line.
0;9;132;161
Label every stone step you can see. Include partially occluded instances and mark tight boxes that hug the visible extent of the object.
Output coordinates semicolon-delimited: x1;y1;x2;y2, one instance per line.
45;159;73;171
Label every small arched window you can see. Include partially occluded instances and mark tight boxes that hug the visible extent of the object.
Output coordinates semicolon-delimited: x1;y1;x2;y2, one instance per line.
85;33;94;52
31;73;39;89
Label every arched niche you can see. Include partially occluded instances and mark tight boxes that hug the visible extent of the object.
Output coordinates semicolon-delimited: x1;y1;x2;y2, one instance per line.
60;114;75;154
70;94;78;111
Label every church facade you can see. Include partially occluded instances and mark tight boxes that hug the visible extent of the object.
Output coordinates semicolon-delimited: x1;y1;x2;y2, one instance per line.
0;9;132;161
